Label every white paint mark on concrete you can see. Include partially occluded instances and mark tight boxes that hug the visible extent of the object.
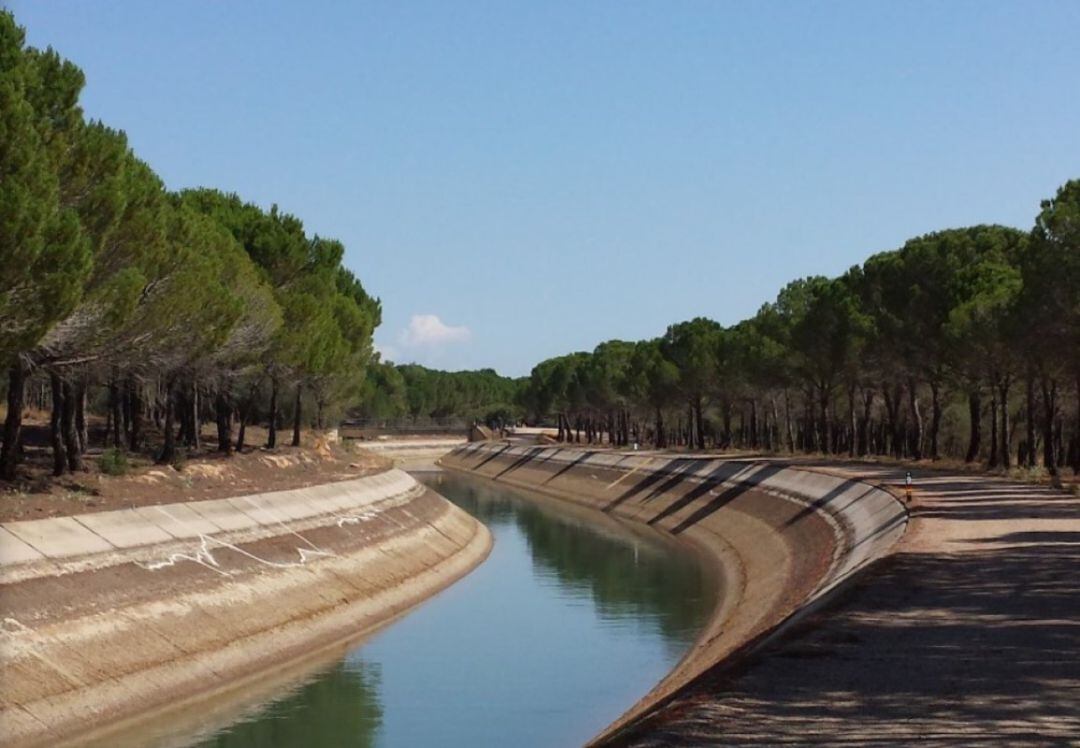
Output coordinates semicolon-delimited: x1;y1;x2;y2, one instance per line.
135;533;335;577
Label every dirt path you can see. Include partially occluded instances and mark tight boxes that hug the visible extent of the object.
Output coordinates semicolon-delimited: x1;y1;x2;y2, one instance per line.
611;463;1080;746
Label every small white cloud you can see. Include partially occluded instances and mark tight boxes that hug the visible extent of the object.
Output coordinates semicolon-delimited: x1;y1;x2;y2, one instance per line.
399;314;471;348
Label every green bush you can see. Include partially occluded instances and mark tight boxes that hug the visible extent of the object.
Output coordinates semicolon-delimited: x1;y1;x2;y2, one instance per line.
99;448;129;476
171;447;188;471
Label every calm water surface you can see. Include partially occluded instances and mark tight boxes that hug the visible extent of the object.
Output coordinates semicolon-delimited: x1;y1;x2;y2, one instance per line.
135;474;717;747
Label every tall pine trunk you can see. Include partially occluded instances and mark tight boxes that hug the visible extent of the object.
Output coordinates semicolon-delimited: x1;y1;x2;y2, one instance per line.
721;399;733;448
748;399;758;449
61;379;81;471
1;361;28;481
157;380;177;465
1041;376;1058;477
49;372;67;476
120;380;130;445
267;376;278;448
1025;374;1037;468
965;389;981;463
769;396;780;452
907;377;923;460
803;394;815;452
216;389;233;454
818;384;831;454
175;387;188;446
784;390;795;452
191;379;200;451
999;376;1011;469
1;362;27;481
858;389;874;456
883;382;903;458
929;379;942;460
74;380;88;454
1073;373;1080;475
236;403;248;452
989;389;999;467
847;384;857;457
109;374;122;448
292;382;303;447
694;397;705;450
128;376;142;453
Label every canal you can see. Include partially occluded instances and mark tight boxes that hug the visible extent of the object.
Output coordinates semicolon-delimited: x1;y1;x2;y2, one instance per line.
116;473;718;747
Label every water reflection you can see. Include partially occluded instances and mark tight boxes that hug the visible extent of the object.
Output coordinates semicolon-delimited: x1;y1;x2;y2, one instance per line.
436;474;714;651
198;661;383;748
171;472;716;748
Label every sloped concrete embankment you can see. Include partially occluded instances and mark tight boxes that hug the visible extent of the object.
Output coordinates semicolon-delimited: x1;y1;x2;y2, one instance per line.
440;443;906;742
0;469;491;747
358;437;467;470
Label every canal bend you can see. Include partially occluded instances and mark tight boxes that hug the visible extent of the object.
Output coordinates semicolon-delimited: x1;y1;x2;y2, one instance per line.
150;473;718;748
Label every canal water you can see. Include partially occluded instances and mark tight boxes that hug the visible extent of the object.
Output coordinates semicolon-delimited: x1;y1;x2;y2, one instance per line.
122;473;717;747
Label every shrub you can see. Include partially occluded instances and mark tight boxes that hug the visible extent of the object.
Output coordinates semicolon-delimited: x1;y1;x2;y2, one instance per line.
99;448;129;476
171;447;188;471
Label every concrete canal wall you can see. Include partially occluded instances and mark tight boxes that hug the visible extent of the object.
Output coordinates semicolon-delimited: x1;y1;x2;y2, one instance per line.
356;437;467;471
440;442;907;743
0;469;491;747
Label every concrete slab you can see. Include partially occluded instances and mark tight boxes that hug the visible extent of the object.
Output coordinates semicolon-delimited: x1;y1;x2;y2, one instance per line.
74;510;173;550
383;470;414;496
0;471;417;567
303;484;349;516
324;484;369;512
227;493;312;526
185;499;259;532
271;489;326;520
3;516;115;559
134;504;221;539
0;527;46;566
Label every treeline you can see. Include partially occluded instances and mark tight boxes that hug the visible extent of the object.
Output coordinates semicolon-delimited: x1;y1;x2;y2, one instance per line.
520;182;1079;477
355;362;522;425
0;12;380;480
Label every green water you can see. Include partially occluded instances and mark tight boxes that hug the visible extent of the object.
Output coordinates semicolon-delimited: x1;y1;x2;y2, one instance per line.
131;474;718;747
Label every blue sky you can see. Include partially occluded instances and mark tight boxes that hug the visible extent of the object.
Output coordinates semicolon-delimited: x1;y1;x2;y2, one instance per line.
11;1;1080;376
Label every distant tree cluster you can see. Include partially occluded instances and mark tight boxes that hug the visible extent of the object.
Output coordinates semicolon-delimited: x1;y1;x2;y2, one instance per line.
354;362;522;427
0;12;380;479
521;185;1079;477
